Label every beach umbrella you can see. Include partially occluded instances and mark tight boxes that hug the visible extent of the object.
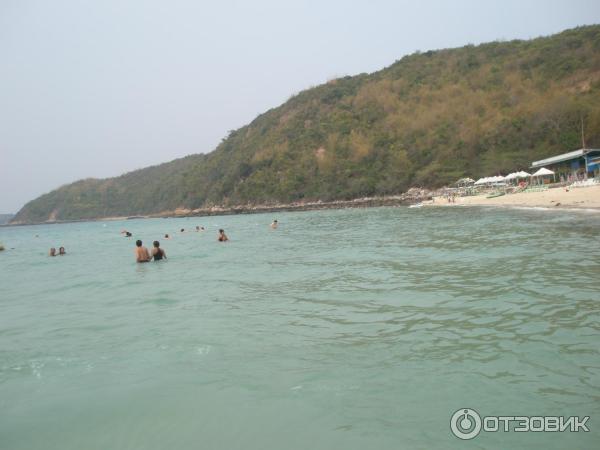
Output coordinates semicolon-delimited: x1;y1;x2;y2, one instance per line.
455;177;475;187
532;167;554;177
531;167;555;185
474;178;487;185
517;171;531;177
504;172;520;185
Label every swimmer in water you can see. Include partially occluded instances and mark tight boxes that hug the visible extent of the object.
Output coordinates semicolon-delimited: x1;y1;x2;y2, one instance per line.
151;241;166;261
49;248;57;257
180;228;185;233
270;219;278;229
218;229;229;242
164;234;171;239
58;247;66;255
135;240;151;263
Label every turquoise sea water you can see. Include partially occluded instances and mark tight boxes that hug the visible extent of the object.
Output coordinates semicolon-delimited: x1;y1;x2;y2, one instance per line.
0;206;599;449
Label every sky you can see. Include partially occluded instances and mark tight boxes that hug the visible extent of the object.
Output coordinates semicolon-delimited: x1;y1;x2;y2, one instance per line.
1;0;600;213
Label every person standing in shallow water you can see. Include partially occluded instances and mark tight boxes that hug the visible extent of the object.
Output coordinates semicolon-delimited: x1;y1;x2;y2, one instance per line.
49;248;56;257
218;229;229;242
151;241;166;261
135;240;151;263
270;219;278;229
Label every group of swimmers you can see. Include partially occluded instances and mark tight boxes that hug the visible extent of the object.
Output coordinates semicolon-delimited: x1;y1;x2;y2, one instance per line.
131;219;278;263
123;225;208;240
134;229;226;262
36;219;279;262
49;247;66;256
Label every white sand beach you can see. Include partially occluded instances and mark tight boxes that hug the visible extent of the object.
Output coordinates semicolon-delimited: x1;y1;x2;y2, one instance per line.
431;184;600;210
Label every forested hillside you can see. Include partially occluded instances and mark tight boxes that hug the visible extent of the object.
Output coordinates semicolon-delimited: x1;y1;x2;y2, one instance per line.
13;25;600;223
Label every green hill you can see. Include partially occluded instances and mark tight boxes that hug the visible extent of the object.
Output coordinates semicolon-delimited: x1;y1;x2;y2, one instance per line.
12;25;600;223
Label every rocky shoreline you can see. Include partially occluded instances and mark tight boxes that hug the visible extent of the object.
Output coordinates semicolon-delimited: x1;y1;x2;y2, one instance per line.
5;188;433;226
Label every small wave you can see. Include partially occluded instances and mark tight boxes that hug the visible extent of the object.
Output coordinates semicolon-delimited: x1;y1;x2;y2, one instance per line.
508;206;600;213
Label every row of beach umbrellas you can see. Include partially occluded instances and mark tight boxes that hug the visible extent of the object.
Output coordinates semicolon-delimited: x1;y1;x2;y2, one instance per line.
473;168;554;185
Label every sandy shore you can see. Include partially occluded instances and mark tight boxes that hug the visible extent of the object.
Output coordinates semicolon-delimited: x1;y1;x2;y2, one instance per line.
430;185;600;209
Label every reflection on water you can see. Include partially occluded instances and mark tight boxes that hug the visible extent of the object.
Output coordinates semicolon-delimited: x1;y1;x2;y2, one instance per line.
0;206;599;449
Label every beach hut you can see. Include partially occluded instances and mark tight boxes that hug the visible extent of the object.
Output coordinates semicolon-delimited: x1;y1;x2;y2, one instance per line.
455;177;476;196
531;148;600;180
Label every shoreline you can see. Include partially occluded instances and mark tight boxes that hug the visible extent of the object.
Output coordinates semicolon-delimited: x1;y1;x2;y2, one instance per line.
3;190;432;227
4;184;599;227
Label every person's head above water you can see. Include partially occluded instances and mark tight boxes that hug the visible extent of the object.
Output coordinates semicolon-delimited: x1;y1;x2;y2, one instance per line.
136;240;143;247
217;229;228;241
58;247;66;255
49;247;56;256
180;228;184;232
153;241;160;248
164;234;169;238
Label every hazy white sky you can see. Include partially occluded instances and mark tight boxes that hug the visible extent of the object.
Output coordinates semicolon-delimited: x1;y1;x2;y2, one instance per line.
1;0;599;213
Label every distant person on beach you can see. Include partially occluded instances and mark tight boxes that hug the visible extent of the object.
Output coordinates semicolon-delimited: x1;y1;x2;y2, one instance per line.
58;247;66;255
218;229;229;242
270;219;278;229
49;248;56;257
135;240;151;263
151;241;166;261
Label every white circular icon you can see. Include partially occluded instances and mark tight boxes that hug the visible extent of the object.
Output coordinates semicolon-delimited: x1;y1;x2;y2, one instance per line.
450;408;482;440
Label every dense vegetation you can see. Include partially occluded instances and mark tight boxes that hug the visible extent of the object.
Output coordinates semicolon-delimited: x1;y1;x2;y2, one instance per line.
13;25;600;223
